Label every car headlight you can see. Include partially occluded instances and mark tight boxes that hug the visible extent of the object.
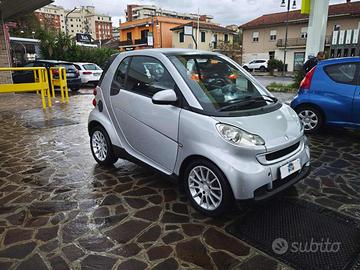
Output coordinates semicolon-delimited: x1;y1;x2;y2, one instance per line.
216;123;265;146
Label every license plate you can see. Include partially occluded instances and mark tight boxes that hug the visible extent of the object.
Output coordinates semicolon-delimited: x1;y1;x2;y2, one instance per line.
66;73;75;77
280;158;301;179
94;73;101;76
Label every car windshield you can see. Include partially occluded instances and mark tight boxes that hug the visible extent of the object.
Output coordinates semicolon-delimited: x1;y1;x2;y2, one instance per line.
83;64;102;70
168;55;275;112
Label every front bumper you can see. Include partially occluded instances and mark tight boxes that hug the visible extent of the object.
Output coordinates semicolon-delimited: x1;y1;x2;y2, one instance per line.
223;136;310;200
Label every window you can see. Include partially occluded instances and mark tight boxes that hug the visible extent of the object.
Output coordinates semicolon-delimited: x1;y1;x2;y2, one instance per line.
325;63;357;85
126;32;132;41
334;24;341;31
300;27;308;39
111;57;130;95
201;31;205;42
179;31;184;43
224;34;228;42
125;56;176;97
252;32;259;42
270;30;277;41
269;51;275;59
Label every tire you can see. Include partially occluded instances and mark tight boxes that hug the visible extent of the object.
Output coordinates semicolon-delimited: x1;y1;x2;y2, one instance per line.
295;105;323;134
183;159;234;217
71;86;81;91
243;66;249;71
90;125;117;166
259;66;266;72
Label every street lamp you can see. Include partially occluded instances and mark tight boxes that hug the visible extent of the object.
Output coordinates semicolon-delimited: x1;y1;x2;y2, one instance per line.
281;0;297;75
65;7;78;36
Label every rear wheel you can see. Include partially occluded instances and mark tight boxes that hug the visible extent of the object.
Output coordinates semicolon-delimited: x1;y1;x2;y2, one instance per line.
184;159;233;217
90;126;117;166
296;106;323;134
259;66;266;72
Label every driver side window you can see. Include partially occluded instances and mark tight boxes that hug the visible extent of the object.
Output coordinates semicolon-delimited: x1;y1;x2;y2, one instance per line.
125;56;176;97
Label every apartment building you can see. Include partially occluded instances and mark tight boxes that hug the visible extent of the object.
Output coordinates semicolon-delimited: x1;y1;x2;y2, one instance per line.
171;22;235;51
35;5;112;41
125;4;213;22
241;1;360;72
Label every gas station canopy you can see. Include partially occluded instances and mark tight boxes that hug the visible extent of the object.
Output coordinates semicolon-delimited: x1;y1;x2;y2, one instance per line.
0;0;53;20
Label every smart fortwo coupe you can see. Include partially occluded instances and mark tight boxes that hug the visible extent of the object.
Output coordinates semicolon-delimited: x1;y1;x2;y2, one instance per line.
88;49;310;216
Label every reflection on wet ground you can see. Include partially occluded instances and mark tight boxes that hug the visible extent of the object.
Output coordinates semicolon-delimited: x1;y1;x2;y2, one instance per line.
0;91;359;269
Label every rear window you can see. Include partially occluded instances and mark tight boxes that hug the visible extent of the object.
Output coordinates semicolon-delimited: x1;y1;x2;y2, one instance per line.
83;64;101;70
324;63;357;85
59;63;76;72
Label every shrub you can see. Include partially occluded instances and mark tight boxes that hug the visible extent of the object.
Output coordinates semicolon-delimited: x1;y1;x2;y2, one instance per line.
267;59;283;72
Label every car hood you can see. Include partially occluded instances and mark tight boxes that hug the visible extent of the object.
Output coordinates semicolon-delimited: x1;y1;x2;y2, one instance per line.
213;104;303;150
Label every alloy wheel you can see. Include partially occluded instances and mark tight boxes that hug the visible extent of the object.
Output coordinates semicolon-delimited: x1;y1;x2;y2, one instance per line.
188;166;223;211
91;130;108;161
298;110;319;131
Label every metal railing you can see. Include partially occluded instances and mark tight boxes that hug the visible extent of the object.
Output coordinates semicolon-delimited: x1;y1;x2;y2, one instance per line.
49;67;69;103
276;35;332;47
0;67;51;109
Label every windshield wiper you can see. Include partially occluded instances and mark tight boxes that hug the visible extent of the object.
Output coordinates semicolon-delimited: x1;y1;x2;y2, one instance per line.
217;95;278;112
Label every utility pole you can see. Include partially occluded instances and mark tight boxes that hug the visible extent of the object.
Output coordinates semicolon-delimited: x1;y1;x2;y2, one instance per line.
280;0;296;75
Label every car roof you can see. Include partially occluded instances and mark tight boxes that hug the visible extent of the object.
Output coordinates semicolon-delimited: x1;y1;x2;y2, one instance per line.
318;57;360;66
36;60;75;65
119;48;221;58
74;62;97;65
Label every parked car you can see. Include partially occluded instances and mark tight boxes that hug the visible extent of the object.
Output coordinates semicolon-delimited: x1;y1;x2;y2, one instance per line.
291;57;360;133
12;60;82;91
73;62;103;86
243;59;268;72
88;49;310;216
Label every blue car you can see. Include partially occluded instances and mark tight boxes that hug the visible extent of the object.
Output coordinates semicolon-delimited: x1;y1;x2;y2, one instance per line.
291;57;360;133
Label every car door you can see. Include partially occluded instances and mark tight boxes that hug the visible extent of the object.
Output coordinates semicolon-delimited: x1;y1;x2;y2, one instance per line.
248;60;256;70
354;65;360;124
12;62;35;83
322;62;358;124
109;55;181;173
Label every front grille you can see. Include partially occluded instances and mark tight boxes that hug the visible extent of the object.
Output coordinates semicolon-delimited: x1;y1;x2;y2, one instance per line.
265;142;300;161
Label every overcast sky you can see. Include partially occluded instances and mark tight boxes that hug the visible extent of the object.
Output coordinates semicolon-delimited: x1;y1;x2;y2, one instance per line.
53;0;354;26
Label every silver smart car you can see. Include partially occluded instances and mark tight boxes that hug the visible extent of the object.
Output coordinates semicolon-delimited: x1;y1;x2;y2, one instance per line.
88;49;310;216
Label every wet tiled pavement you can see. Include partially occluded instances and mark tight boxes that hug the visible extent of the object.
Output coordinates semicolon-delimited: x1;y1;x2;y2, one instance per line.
0;91;359;270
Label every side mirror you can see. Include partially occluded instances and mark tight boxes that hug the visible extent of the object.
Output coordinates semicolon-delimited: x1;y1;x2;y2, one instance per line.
152;89;178;105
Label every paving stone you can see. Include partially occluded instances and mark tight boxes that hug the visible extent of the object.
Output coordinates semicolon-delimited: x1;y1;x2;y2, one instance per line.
25;216;49;227
0;261;13;270
17;253;48;270
50;213;65;225
123;187;157;196
147;245;172;261
110;243;141;257
182;224;204;236
29;201;78;216
134;206;162;221
148;195;163;204
138;225;161;243
104;219;150;244
78;234;114;252
162;231;184;244
81;254;117;270
172;203;188;215
93;207;110;217
163;189;177;202
35;226;59;241
4;228;33;245
94;214;128;228
5;210;26;225
0;241;36;259
39;239;59;253
62;244;85;262
117;258;147;270
101;194;122;205
236;254;278;270
62;216;89;243
204;228;250;257
161;211;189;223
125;197;149;209
49;255;70;270
115;205;127;214
114;183;133;193
211;251;240;270
176;238;214;270
152;258;179;270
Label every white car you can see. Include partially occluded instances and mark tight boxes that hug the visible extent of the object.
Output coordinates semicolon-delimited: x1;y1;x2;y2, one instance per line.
74;62;103;85
243;59;268;72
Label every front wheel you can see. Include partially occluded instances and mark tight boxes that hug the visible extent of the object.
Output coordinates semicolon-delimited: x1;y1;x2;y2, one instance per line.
259;66;266;72
184;159;233;217
90;126;117;166
296;106;323;134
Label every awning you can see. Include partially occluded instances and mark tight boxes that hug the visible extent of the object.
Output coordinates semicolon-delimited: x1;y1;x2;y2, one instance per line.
0;0;54;20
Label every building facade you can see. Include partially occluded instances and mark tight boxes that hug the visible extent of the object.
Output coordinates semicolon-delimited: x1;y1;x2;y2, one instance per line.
125;4;213;22
35;5;112;41
171;22;235;51
119;16;191;51
241;1;360;72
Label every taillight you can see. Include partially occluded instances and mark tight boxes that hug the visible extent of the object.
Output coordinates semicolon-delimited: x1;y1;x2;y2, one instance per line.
52;69;59;75
92;98;96;107
83;71;93;75
93;88;97;96
300;66;316;90
228;74;237;80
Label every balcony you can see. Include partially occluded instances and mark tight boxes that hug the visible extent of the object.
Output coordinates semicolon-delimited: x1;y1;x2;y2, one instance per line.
134;38;148;45
119;40;133;46
276;36;332;48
